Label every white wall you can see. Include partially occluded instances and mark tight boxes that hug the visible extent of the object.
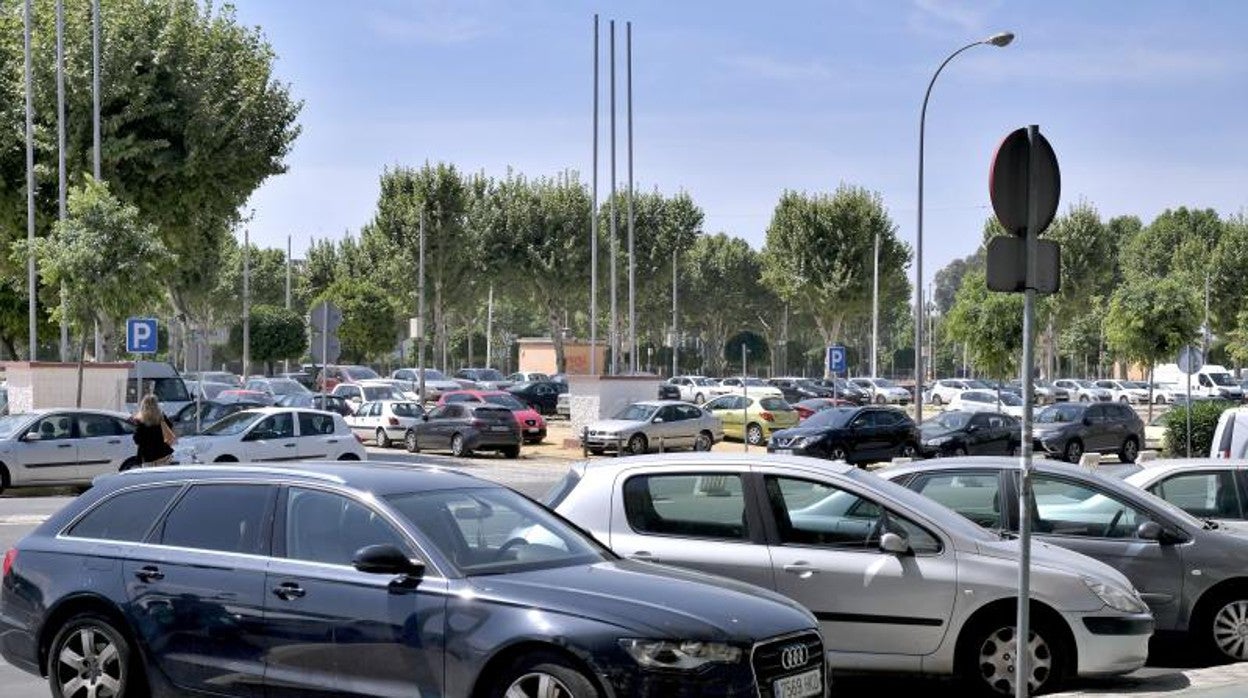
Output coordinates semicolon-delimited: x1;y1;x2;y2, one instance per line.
568;376;660;434
4;363;129;413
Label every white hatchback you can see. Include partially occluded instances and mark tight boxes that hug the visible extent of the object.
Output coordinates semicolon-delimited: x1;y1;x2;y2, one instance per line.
172;408;365;464
0;410;142;494
345;400;425;448
947;390;1025;418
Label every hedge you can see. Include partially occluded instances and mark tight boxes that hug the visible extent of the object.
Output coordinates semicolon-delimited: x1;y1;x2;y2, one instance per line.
1162;400;1236;457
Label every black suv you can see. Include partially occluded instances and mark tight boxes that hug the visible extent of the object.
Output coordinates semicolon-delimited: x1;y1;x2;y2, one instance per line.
767;406;922;465
1033;401;1145;463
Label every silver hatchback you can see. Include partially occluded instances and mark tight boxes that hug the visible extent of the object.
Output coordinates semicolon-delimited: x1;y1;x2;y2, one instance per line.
550;453;1152;695
579;400;722;455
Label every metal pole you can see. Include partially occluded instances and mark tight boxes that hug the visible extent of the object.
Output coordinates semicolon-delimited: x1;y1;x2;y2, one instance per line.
609;20;618;376
242;228;250;378
871;232;880;377
1204;273;1210;357
320;303;328;405
418;213;427;403
285;234;292;373
24;0;36;360
626;21;636;374
57;0;68;363
671;247;678;377
92;0;103;361
486;284;494;369
590;14;599;376
1186;372;1193;459
742;344;748;453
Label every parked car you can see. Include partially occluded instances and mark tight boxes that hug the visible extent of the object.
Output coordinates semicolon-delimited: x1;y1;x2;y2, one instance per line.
929;378;988;406
508;381;563;416
183;370;241;387
552;453;1152;695
403;403;521;458
507;371;550;383
1033;402;1145;463
1121;459;1248;527
1095;379;1151;405
1053;379;1113;403
276;371;317;389
580;400;723;455
331;380;404;407
0;410;143;494
921;410;1020;458
1211;406;1248;458
849;377;912;405
1155;363;1245;402
885;456;1248;663
812;378;871;405
1145;412;1168;451
793;397;854;420
170;400;265;436
390;367;463;400
276;393;355;417
215;389;276;406
767;406;921;465
345;400;425;448
1013;379;1070;404
126;361;193;418
710;376;784;399
171;408;365;463
656;382;681;400
183;379;234;401
1;463;827;698
947;389;1025;418
702;394;799;445
665;375;717;404
317;364;381;391
442;390;547;444
768;377;834;403
242;377;311;400
453;367;513;391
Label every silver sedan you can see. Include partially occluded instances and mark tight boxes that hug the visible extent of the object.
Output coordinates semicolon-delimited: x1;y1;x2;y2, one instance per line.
579;400;722;455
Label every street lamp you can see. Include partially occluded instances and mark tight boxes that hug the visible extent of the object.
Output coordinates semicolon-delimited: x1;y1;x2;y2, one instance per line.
914;31;1014;423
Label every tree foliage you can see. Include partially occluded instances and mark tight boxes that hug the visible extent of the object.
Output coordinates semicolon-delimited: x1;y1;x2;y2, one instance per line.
315;278;398;363
943;269;1046;379
228;304;304;374
681;233;763;375
1104;276;1200;401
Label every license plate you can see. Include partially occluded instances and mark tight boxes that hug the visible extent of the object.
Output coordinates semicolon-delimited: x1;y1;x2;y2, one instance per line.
773;668;822;698
527;427;540;433
774;449;794;455
489;426;510;432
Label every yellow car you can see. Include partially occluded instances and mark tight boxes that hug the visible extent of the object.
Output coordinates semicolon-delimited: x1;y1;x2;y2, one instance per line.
1145;412;1167;452
702;393;799;445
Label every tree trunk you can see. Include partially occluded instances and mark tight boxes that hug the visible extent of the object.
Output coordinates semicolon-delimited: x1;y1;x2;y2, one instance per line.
547;303;566;374
75;334;88;408
1146;363;1155;423
0;335;17;360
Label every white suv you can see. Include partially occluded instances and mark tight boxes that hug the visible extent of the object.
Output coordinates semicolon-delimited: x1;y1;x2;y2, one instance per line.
666;375;716;404
172;408;366;463
928;379;989;406
850;377;912;405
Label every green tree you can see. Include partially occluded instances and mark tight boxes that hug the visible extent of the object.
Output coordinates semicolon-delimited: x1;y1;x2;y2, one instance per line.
681;233;763;375
1209;215;1248;336
0;0;301;327
22;178;170;403
316;278;398;363
208;238;304;330
943;269;1039;380
228;305;305;375
1104;276;1201;419
760;186;910;346
1120;207;1224;281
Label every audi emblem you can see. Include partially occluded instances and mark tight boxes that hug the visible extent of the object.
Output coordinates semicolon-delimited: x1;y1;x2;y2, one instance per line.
780;643;809;671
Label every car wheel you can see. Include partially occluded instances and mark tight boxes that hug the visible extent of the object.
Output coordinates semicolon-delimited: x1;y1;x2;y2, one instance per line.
488;650;601;698
451;433;471;458
501;446;520;459
693;431;713;452
337;453;360;461
404;430;420;453
213;455;238;463
1062;439;1083;464
119;457;141;472
746;423;764;446
899;442;920;459
875;394;886;405
627;433;648;455
1079;395;1090;403
932;394;943;406
952;446;968;457
828;445;849;462
694;393;704;404
958;611;1067;696
1155;394;1167;405
1119;437;1140;464
1119;396;1130;403
1197;591;1248;661
49;613;143;698
375;428;391;448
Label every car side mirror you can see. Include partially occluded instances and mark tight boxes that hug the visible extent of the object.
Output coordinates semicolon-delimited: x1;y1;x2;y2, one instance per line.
21;432;41;442
652;417;664;424
1136;521;1162;541
879;532;911;555
966;425;980;433
352;544;425;578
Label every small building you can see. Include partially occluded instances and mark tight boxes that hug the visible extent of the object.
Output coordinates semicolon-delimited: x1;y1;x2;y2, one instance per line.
2;362;131;413
517;339;608;376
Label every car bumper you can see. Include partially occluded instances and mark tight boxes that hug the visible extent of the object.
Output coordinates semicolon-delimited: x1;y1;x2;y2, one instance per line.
521;426;547;442
1069;612;1153;677
466;432;523;450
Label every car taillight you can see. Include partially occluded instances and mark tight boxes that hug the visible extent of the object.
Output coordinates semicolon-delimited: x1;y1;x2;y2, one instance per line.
388;417;400;426
796;407;813;419
2;549;15;578
470;419;487;428
1219;450;1231;459
760;411;774;422
353;433;364;443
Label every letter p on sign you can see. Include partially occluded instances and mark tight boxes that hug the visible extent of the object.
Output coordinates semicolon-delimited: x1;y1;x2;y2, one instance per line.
127;317;158;354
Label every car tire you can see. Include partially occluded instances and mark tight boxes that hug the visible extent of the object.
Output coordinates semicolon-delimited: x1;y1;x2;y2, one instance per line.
899;442;920;459
1079;395;1090;403
375;428;391;448
957;609;1068;696
693;431;714;452
828;445;849;462
213;455;238;463
501;446;520;459
1119;396;1130;403
1155;395;1167;405
119;457;141;472
627;433;648;455
1062;439;1083;464
451;433;471;458
1119;437;1140;464
1194;588;1248;662
746;423;765;446
953;446;968;457
875;394;887;405
404;430;420;453
337;453;360;461
932;394;943;406
694;393;705;404
488;650;602;698
48;612;144;698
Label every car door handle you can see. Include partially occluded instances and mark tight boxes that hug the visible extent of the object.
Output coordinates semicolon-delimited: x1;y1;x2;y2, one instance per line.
284;443;297;448
134;565;164;582
326;439;338;444
107;438;121;444
272;582;306;600
628;551;657;562
783;562;820;578
57;443;73;449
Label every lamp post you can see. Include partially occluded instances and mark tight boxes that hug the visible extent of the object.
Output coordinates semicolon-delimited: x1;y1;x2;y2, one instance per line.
915;31;1014;424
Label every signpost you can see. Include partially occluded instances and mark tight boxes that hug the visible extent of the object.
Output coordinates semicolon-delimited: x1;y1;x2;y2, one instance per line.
826;345;847;403
988;125;1061;698
126;317;158;400
309;301;343;404
1178;345;1203;458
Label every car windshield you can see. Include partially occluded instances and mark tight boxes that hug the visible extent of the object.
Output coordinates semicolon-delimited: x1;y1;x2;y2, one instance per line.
0;415;31;438
270;379;309;395
994;392;1023;406
484;394;526;410
475;369;505;381
385;487;607;576
390;402;423;417
1210;372;1237;386
614;404;657;422
926;412;971;430
872;378;897;388
803;408;855;429
345;366;380;380
1037;404;1086;424
693;377;713;386
201;411;263;436
362;386;402;401
759;397;792;411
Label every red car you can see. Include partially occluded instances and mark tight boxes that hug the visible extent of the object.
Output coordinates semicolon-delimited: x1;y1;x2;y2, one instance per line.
793;397;855;421
440;390;547;444
316;365;381;392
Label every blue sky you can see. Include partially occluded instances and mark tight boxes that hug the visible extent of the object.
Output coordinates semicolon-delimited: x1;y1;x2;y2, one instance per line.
234;0;1248;286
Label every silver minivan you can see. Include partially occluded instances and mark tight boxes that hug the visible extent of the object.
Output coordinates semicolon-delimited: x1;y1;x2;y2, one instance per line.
551;453;1152;696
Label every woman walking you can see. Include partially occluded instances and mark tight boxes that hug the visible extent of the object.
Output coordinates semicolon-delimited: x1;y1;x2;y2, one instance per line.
132;394;177;466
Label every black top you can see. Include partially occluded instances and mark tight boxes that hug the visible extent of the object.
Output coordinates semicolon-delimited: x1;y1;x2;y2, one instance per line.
133;417;174;463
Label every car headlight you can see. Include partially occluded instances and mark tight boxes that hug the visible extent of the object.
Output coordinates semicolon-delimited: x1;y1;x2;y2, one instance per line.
786;436;812;448
1084;578;1148;614
925;436;951;447
619;639;743;670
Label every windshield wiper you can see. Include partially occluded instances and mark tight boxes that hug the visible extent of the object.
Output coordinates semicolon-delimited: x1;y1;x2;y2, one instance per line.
1204;519;1220;530
993;528;1018;539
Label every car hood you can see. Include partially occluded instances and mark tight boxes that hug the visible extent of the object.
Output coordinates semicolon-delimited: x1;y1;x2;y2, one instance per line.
586;419;644;433
173;435;224;453
1033;422;1075;435
423;380;462;391
469;560;816;641
920;427;959;441
975;537;1136;590
771;425;841;440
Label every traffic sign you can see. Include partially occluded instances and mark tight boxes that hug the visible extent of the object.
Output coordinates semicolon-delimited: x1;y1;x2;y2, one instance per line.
826;345;847;374
310;333;342;365
986;237;1061;293
126;318;158;354
308;301;343;333
990;127;1061;236
1178;345;1203;375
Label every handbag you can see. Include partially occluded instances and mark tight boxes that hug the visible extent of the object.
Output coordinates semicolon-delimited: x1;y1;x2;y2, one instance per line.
161;419;178;447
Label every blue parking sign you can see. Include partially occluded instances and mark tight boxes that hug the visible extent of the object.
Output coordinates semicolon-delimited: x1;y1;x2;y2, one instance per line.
826;345;847;374
126;317;158;354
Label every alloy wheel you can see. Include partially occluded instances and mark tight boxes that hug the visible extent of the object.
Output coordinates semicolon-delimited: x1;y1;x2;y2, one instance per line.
55;626;124;698
375;428;391;448
451;434;466;457
1212;600;1248;660
977;625;1053;696
693;432;712;451
504;672;577;698
1121;439;1139;463
746;424;764;446
405;431;419;453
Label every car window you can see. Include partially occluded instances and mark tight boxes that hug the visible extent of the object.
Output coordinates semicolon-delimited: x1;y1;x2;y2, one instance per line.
622;474;747;540
426;406;448;420
874;410;902;426
297;411;337;436
29;415;74;441
765;476;939;553
75;413;124;438
156;484;275;554
657;406;682;422
284;488;410;566
66;486;182;542
391;402;423;418
677;405;704;420
1033;476;1154;539
911;472;1003;529
1149;471;1241;519
248;413;295;440
446;393;475;404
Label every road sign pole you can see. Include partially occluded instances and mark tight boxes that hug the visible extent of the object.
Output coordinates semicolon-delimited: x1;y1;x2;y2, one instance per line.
1186;373;1192;458
742;344;748;453
321;302;329;406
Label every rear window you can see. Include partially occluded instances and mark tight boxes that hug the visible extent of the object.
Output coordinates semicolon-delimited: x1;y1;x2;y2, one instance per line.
474;406;515;423
66;486;181;542
391;402;423;418
760;397;792;411
156;484;275;555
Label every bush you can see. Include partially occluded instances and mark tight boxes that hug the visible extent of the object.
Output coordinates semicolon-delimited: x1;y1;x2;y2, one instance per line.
1162;400;1236;457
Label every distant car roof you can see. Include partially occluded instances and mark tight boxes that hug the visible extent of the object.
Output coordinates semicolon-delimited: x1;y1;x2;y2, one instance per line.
1125;459;1248;484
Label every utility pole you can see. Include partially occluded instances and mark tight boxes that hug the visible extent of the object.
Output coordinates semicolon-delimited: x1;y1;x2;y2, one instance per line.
242;227;250;379
742;344;749;453
92;0;102;361
1204;272;1211;357
871;232;880;377
418;212;427;402
284;234;292;373
609;20;619;375
671;247;678;377
24;0;36;360
589;14;599;376
57;0;68;362
486;284;494;369
626;21;637;373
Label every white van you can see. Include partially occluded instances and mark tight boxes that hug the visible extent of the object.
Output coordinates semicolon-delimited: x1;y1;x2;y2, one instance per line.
1154;363;1245;401
1212;407;1248;459
126;361;192;417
